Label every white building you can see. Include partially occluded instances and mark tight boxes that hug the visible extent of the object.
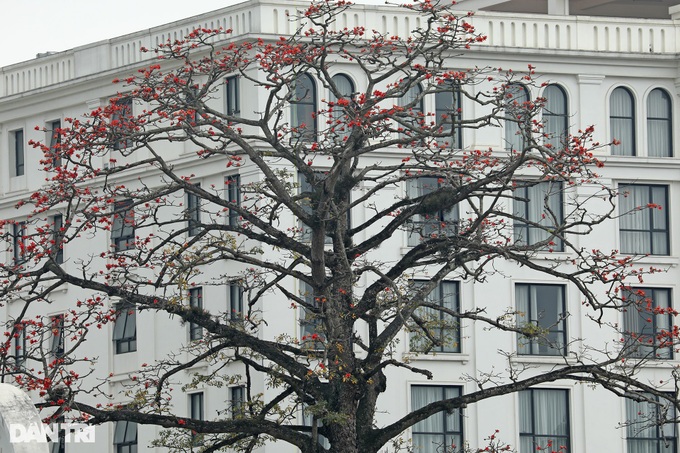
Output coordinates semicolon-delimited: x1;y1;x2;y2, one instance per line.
0;1;679;452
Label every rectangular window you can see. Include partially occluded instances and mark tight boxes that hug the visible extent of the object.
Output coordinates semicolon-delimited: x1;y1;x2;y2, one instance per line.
186;185;201;237
13;129;25;177
113;420;138;453
519;389;570;453
406;177;458;246
299;281;324;347
190;392;204;420
111;200;135;252
51;314;65;359
189;288;203;340
225;175;241;227
52;214;64;264
48;120;62;169
622;287;672;359
411;385;463;453
112;97;133;150
516;284;567;356
225;76;240;116
230;386;245;419
626;393;677;453
435;82;463;149
302;403;331;449
229;282;243;320
12;221;26;264
513;181;564;251
113;302;137;354
410;282;460;353
14;324;26;366
619;184;669;255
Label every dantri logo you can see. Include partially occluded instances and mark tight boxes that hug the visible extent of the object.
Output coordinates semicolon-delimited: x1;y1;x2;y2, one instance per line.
9;423;95;443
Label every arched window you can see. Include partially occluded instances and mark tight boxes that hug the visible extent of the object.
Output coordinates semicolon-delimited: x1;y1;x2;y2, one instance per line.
435;82;463;149
504;83;529;152
291;73;317;141
610;87;635;156
329;73;355;140
543;85;568;150
647;88;672;157
399;82;424;140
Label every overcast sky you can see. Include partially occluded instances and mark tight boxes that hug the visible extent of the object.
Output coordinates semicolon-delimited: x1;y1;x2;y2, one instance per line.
0;0;389;68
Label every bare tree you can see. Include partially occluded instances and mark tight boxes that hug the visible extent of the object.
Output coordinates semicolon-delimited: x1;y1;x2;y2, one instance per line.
0;1;675;452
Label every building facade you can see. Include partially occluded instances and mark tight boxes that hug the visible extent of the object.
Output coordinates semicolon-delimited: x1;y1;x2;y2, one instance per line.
1;1;680;452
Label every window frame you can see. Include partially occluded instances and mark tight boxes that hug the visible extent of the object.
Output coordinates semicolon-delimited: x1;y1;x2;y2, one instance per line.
410;385;464;453
113;301;137;354
48;119;62;169
189;287;203;341
329;73;355;141
399;82;424;142
52;214;64;264
299;281;324;347
647;88;673;158
505;83;530;152
618;184;669;256
230;386;245;419
519;388;571;453
225;174;241;227
513;180;564;251
14;323;26;367
111;200;136;252
406;176;459;246
410;281;461;354
50;314;65;359
112;97;133;150
225;75;240;116
13;129;25;177
542;84;569;151
291;73;317;141
610;86;636;156
622;287;673;360
186;184;201;237
12;221;27;264
515;283;567;356
229;282;243;321
434;81;463;149
626;392;677;453
113;420;138;453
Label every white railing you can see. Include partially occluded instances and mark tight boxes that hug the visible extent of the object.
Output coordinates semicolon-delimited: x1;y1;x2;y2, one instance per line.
1;0;677;98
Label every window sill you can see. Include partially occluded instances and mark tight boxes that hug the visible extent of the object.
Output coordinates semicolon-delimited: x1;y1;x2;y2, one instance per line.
403;352;470;364
511;354;575;365
616;255;679;267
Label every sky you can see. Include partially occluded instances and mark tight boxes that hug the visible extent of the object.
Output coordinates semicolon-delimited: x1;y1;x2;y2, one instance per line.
0;0;389;68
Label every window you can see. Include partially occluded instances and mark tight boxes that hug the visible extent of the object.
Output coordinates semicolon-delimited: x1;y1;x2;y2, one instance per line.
52;214;64;264
516;284;567;356
190;392;204;421
50;416;66;453
189;288;203;340
299;172;331;244
626;393;677;453
225;175;241;227
225;76;240;116
14;323;26;366
299;281;324;347
399;82;424;140
519;389;570;453
543;85;568;150
329;73;355;140
406;177;458;246
230;386;245;419
112;97;133;150
13;129;25;177
185;85;199;126
513;181;563;251
12;221;26;264
410;281;460;353
113;301;137;354
50;314;65;359
302;403;331;449
229;282;243;320
113;421;138;453
111;200;135;252
291;73;317;141
610;87;636;156
411;386;463;453
505;83;530;152
622;287;672;359
619;184;669;255
48;120;62;168
647;88;673;158
435;82;463;149
186;185;201;237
